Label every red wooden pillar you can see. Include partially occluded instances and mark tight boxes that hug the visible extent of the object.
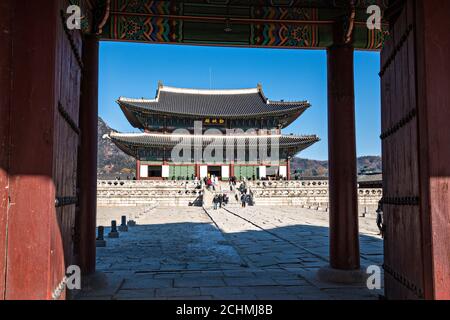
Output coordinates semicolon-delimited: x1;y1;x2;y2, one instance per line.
163;148;168;165
286;158;291;180
326;34;360;270
195;163;200;179
77;34;99;275
136;160;141;180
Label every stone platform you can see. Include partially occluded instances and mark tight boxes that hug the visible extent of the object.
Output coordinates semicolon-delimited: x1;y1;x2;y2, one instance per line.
96;180;383;216
77;206;384;300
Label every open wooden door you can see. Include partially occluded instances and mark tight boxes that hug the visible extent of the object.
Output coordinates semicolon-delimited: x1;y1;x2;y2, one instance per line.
0;0;84;299
381;0;450;300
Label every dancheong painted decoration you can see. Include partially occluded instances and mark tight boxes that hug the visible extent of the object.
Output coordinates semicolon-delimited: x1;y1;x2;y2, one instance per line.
98;0;389;50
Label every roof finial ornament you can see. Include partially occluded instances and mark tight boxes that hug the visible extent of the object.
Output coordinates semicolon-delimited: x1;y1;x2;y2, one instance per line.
257;83;262;91
158;80;163;89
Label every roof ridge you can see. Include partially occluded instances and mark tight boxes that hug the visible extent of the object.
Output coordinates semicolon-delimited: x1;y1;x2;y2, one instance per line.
160;85;260;95
268;100;310;105
119;84;309;107
118;97;157;103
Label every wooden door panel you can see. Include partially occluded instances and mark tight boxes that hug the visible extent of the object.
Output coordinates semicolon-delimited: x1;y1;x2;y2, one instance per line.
381;0;424;299
50;1;83;298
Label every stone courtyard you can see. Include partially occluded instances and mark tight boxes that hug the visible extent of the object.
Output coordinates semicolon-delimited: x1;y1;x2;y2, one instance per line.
77;206;384;300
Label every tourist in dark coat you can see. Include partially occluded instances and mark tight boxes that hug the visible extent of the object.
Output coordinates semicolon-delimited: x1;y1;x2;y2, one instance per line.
223;194;229;206
245;194;252;206
213;195;219;210
218;194;223;208
376;201;385;238
241;194;246;208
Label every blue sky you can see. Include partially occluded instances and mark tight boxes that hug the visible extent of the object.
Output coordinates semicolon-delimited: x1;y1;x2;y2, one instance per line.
99;41;381;161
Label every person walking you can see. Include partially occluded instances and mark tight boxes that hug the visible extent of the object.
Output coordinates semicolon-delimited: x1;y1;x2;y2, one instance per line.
207;177;212;190
245;193;252;206
218;194;223;208
213;195;219;210
241;193;246;208
376;201;385;238
223;194;229;206
212;175;217;191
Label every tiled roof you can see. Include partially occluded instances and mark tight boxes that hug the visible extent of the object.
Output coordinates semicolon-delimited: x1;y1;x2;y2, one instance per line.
109;132;319;158
110;132;319;146
118;85;310;118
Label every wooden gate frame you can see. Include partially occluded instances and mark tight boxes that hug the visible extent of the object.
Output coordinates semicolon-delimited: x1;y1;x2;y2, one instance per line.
382;0;450;300
0;0;448;300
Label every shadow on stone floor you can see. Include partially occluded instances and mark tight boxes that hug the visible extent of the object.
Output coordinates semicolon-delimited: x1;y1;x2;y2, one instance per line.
77;219;383;300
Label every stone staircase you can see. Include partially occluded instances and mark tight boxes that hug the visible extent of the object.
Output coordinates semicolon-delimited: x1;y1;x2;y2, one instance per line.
202;182;242;209
202;187;213;209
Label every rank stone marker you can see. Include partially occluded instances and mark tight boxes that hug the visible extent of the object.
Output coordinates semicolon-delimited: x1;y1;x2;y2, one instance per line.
118;216;128;232
108;220;119;238
96;226;106;247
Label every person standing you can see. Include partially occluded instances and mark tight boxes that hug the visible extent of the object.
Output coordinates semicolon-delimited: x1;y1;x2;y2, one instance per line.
241;193;246;208
218;194;223;208
215;175;219;190
223;194;229;206
213;195;219;210
376;201;385;238
207;177;212;190
245;193;252;206
212;175;217;191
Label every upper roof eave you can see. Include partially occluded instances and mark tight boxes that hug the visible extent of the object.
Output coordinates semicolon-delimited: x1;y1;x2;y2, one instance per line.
117;98;311;119
109;132;320;145
116;84;311;128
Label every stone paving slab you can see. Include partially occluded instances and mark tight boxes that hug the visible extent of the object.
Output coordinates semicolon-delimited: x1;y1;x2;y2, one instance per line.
174;277;227;288
230;206;383;266
78;206;384;300
121;278;173;290
114;289;156;300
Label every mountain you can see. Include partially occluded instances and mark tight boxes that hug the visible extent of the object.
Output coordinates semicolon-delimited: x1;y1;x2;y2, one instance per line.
357;156;383;173
97;117;136;180
290;155;382;177
97;117;382;179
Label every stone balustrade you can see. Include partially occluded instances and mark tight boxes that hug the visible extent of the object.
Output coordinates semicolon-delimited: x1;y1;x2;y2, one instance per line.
97;180;382;214
247;180;382;214
97;180;202;207
97;180;198;188
248;180;329;189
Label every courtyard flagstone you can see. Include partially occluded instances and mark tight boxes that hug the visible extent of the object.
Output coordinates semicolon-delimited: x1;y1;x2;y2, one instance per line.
77;206;383;300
